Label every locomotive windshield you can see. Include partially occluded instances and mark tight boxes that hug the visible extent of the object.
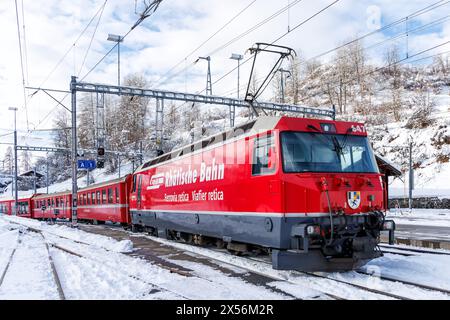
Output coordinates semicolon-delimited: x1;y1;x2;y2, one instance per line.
281;131;379;173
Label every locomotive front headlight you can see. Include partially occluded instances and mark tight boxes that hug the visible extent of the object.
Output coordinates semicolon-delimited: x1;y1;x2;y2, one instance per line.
306;225;321;236
383;220;395;231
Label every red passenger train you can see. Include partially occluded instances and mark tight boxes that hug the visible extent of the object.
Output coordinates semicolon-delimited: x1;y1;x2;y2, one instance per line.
0;116;395;271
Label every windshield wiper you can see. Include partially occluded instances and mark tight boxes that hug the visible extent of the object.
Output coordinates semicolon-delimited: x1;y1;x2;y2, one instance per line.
331;136;344;156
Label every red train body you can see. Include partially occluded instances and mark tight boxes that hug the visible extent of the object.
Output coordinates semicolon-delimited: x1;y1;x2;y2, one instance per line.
33;191;72;220
76;175;132;225
0;116;395;271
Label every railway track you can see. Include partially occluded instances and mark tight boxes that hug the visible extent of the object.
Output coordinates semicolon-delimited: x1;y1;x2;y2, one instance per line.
96;224;450;300
38;233;66;300
5;218;450;300
379;244;450;256
144;234;450;300
356;269;450;296
0;230;22;289
243;256;410;300
0;228;66;299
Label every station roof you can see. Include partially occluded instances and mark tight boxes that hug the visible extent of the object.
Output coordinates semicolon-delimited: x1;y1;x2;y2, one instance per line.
375;154;402;177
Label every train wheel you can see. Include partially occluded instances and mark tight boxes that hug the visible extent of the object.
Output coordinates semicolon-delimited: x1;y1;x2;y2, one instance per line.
131;224;139;233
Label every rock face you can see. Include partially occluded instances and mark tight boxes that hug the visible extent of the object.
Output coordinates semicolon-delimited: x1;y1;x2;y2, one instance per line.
389;197;450;209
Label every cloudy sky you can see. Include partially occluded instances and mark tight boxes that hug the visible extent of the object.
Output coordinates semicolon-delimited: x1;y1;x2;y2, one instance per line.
0;0;449;159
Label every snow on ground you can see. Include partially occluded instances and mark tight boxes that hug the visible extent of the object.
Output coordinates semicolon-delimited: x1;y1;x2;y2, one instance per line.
361;253;450;293
146;234;450;300
0;215;291;300
1;215;450;299
0;230;60;299
2;215;133;253
387;208;450;227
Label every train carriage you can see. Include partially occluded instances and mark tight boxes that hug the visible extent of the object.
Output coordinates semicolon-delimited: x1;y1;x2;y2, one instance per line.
0;199;12;215
0;196;34;218
129;116;395;271
77;175;132;225
33;191;72;220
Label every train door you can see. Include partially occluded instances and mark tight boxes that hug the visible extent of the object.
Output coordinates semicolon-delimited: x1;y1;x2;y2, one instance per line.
137;175;143;209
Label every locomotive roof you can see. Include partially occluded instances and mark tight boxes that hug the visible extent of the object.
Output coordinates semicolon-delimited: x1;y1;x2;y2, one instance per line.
33;190;71;199
137;117;279;172
77;174;130;192
137;115;365;172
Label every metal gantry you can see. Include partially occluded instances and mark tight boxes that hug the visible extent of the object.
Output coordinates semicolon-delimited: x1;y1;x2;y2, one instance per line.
72;81;336;118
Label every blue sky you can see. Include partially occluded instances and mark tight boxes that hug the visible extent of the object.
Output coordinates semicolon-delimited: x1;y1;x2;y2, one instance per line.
0;0;449;158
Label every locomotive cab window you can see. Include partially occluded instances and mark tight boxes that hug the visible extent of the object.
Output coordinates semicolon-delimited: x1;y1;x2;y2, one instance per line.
252;134;276;176
281;131;379;173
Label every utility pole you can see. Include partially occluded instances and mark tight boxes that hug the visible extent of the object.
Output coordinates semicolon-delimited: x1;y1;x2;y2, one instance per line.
197;56;212;95
118;154;121;178
70;76;78;227
8;107;18;216
33;166;36;195
46;159;49;194
229;53;243;127
408;139;414;211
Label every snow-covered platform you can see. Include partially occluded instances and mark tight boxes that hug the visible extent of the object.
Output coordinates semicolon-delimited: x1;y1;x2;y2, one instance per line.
385;209;450;249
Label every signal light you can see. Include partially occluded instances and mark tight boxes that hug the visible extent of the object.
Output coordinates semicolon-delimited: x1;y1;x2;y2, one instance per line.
97;147;105;156
97;160;105;169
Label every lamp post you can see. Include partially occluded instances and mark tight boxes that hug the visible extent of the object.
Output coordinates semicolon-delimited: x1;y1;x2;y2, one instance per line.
277;68;291;103
8;107;18;216
107;34;124;86
230;53;243;99
229;53;243;127
196;56;212;95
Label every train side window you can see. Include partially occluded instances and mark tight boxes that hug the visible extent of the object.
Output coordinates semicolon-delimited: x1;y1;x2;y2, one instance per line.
87;193;91;205
252;134;276;175
56;198;60;207
115;187;119;203
83;194;87;206
102;190;107;204
137;176;142;206
132;175;137;193
92;192;96;205
96;191;100;205
108;188;113;204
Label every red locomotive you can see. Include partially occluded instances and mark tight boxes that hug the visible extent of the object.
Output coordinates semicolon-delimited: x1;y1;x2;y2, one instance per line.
0;116;395;271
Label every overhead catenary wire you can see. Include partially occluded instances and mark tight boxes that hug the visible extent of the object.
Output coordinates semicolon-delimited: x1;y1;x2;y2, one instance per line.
37;1;108;89
78;0;108;77
155;0;304;87
169;0;341;115
206;0;341;96
218;8;450;98
80;0;163;82
27;0;163;136
297;39;450;104
14;0;29;130
21;0;29;85
152;0;258;86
